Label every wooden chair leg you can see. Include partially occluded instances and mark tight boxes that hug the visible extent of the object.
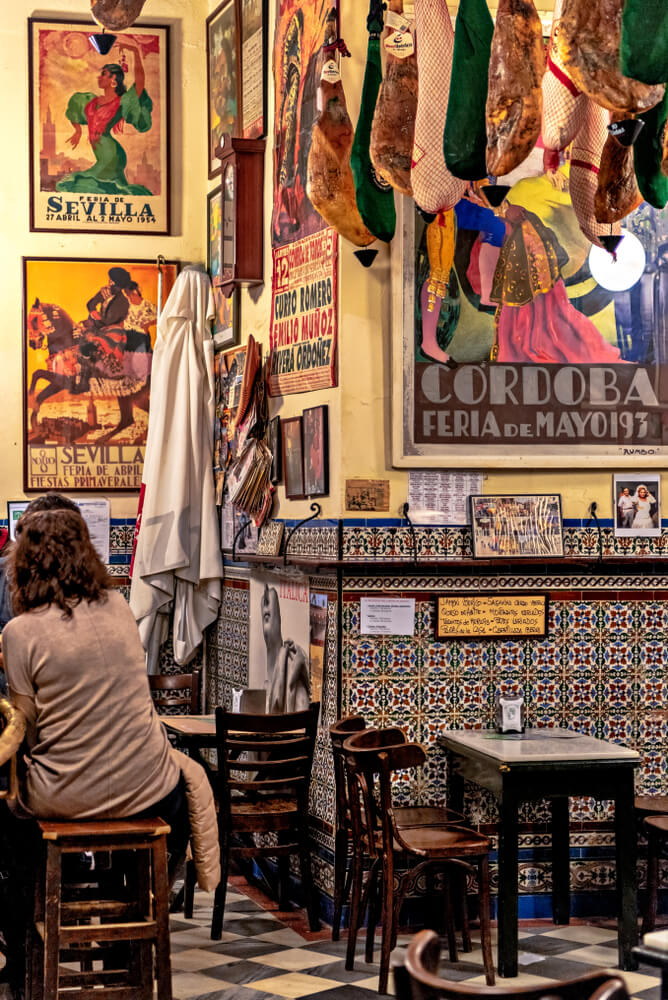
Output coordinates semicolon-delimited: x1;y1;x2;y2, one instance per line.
378;857;395;996
364;864;381;964
152;837;173;1000
444;872;458;963
298;833;320;932
211;833;230;941
478;855;495;987
184;858;197;919
643;829;661;934
43;843;63;1000
459;867;472;953
332;828;349;941
345;850;365;971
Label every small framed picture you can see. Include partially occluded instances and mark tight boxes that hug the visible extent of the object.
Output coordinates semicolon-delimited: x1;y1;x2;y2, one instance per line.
268;416;281;483
206;0;240;178
207;185;222;283
470;494;564;559
257;520;284;557
281;416;305;499
613;474;661;537
7;501;30;541
212;286;239;349
302;405;329;497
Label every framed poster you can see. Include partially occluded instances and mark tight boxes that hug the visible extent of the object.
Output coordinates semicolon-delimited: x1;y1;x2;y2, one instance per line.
207;185;222;284
392;184;668;468
302;404;329;497
28;18;170;235
212;287;239;349
23;256;179;492
281;416;305;499
207;0;240;178
470;494;564;559
240;0;268;139
613;473;661;537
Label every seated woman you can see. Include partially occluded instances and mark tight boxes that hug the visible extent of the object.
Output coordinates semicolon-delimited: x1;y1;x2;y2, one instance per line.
1;507;190;996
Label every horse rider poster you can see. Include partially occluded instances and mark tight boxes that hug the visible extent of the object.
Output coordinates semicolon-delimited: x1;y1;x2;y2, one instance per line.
22;256;178;491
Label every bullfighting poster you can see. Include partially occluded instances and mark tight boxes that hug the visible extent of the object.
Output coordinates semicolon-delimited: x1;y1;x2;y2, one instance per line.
271;0;335;247
269;228;338;395
29;19;170;234
249;569;311;713
393;172;668;468
23;257;178;491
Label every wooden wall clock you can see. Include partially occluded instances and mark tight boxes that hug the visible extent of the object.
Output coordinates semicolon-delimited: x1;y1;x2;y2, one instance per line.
214;133;265;297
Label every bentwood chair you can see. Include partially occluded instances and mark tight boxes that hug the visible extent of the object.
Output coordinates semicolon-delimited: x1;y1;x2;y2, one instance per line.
149;669;201;714
344;731;492;994
211;702;320;939
329;715;369;940
394;929;630;1000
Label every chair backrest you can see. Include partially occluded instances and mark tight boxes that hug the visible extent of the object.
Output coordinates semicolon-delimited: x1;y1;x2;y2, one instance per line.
215;702;319;833
343;730;425;862
149;669;201;714
329;716;368;834
394;929;630;1000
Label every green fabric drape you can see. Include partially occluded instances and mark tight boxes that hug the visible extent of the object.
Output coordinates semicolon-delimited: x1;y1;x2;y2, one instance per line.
351;2;396;243
620;0;668;85
443;0;494;181
633;90;668;209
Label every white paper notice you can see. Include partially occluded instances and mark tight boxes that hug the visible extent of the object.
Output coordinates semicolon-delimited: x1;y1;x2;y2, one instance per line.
408;470;483;524
76;499;110;564
360;597;416;636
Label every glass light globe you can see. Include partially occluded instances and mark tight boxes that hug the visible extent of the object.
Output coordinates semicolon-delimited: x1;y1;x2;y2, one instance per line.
588;230;646;292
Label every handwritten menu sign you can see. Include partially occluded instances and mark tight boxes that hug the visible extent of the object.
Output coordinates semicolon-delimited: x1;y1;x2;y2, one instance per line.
435;594;547;639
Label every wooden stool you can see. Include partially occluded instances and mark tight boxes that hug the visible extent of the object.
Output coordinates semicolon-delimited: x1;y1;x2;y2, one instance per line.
27;817;173;1000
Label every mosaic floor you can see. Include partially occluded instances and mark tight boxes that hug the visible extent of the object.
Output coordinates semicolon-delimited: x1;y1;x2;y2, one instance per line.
165;876;662;1000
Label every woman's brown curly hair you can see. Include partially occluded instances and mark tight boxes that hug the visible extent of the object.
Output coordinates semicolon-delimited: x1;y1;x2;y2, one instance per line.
8;509;110;617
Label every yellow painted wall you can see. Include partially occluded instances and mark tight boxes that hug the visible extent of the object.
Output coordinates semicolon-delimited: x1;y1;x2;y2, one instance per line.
0;0;208;518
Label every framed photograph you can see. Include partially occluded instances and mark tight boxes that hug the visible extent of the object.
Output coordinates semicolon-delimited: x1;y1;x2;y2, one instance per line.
7;501;30;541
257;519;284;557
23;256;179;492
207;185;222;284
239;0;268;140
470;494;564;559
281;416;304;500
206;0;240;178
613;474;661;537
268;415;281;483
302;404;329;497
28;18;170;235
212;286;239;349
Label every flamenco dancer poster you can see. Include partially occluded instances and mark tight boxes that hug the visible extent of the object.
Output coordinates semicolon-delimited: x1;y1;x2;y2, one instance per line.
395;169;668;467
29;19;170;234
22;257;178;492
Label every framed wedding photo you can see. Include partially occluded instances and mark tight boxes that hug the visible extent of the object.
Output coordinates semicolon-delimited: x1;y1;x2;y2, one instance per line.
470;494;564;559
28;18;170;234
302;404;329;497
613;473;661;537
281;416;304;500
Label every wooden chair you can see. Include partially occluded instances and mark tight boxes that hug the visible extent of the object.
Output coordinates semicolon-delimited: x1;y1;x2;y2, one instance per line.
642;814;668;932
211;702;320;939
329;715;369;940
344;731;492;995
394;928;630;1000
27;817;172;1000
149;668;201;714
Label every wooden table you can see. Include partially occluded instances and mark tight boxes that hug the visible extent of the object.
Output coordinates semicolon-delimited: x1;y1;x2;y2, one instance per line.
437;728;640;978
162;714;216;779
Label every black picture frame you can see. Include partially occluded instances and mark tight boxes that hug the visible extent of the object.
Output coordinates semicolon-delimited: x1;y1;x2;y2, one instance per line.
281;416;304;500
469;494;564;559
268;415;282;483
7;501;30;541
302;404;329;498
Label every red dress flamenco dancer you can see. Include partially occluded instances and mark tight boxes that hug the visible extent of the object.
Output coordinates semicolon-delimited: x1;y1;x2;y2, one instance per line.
490;204;623;364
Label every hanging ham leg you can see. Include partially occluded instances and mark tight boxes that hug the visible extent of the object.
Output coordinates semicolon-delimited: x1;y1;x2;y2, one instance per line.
411;0;466;213
595;122;643;223
370;0;418;196
556;0;664;115
570;98;621;247
486;0;544;177
541;0;586;155
307;73;375;247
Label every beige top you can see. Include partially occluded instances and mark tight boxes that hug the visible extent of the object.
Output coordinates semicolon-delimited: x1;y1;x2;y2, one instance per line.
2;590;180;819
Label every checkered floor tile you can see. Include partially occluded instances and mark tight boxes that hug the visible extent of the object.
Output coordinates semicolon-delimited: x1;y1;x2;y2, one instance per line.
167;883;662;1000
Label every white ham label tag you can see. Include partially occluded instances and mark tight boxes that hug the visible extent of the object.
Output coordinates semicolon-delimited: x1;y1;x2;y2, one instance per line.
321;59;341;83
384;27;415;58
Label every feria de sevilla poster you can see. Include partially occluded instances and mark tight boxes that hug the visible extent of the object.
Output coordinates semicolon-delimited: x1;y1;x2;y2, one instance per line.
269;0;338;394
23;257;178;491
29;19;170;235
